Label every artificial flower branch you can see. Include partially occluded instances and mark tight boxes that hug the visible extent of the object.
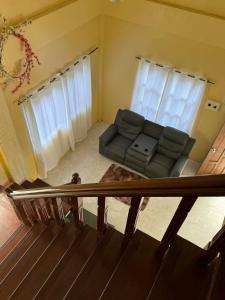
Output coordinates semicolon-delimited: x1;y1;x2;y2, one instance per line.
0;15;40;93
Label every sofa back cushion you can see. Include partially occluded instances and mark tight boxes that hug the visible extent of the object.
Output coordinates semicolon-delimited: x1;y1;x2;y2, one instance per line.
158;127;189;159
143;120;164;140
115;109;144;140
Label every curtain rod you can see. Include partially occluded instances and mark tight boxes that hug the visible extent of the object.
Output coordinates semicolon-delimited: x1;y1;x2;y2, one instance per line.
136;56;215;85
17;47;99;105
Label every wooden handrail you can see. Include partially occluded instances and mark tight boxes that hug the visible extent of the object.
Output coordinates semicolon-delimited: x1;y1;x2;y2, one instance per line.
7;173;225;264
10;174;225;200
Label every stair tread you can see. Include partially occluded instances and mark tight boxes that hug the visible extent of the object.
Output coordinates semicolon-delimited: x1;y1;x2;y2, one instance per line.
0;223;61;299
0;224;30;264
148;235;214;300
64;227;125;300
10;224;80;299
5;182;23;193
35;225;97;300
101;230;161;300
21;180;38;189
33;178;50;187
0;223;45;282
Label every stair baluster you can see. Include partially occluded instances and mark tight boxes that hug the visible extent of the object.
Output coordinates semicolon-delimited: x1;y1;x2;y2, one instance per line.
157;195;198;257
68;196;83;229
124;196;142;239
97;196;108;237
200;225;225;265
35;200;50;225
14;200;32;225
22;200;38;225
51;197;65;226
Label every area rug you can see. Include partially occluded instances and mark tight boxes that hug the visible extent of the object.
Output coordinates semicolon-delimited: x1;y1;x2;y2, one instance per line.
100;164;150;210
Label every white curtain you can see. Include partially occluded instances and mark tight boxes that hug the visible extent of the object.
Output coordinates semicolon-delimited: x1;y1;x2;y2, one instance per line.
131;58;206;133
131;58;169;121
22;56;92;178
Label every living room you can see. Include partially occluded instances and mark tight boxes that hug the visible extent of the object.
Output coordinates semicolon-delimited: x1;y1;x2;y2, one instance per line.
0;0;225;248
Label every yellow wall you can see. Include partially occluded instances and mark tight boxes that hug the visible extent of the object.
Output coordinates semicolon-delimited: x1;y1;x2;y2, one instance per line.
3;0;102;179
2;0;225;180
0;147;11;184
102;0;225;162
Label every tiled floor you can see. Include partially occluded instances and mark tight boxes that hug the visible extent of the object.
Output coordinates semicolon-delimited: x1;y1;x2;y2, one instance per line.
0;193;21;247
43;122;224;248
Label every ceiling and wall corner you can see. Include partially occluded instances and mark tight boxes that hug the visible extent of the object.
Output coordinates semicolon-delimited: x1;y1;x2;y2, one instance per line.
0;0;225;178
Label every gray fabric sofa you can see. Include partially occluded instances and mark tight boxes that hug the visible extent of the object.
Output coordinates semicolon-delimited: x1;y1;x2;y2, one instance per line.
99;109;196;178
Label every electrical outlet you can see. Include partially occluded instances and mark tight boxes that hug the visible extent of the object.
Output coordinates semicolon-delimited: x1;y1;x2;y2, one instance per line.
205;99;221;112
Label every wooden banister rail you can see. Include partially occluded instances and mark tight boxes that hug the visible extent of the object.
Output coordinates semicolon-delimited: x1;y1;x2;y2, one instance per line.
9;174;225;200
8;174;225;263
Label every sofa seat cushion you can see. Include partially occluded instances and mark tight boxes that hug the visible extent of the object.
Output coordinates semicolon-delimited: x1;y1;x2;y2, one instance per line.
145;153;175;178
158;127;189;160
151;153;175;169
105;134;133;163
145;162;170;178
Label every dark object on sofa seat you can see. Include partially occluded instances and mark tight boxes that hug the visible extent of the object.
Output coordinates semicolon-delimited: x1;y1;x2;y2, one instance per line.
99;109;195;178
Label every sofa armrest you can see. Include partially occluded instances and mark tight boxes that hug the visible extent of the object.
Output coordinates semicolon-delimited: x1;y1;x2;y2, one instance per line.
170;156;188;177
99;124;118;147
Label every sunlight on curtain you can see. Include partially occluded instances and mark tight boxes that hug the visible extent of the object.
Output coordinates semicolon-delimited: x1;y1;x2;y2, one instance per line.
131;58;169;120
22;56;92;178
157;70;206;133
131;58;206;134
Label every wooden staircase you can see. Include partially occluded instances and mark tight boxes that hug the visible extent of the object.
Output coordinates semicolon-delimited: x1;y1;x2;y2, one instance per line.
0;175;225;299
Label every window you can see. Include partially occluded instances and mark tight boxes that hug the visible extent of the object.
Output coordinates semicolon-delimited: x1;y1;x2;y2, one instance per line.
22;56;92;178
131;58;206;133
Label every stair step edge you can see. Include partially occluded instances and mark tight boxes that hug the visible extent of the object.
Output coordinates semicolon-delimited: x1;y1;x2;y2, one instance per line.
0;224;31;264
34;225;98;300
0;224;50;285
9;224;69;299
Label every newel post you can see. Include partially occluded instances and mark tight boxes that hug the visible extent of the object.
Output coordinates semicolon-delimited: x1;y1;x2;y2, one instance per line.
157;195;198;257
124;196;142;239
